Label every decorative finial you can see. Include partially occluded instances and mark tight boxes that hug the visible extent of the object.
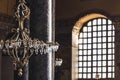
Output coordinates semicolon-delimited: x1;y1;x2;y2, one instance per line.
19;0;26;3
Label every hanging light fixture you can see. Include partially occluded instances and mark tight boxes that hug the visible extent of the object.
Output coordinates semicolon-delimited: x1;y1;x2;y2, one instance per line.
0;0;59;76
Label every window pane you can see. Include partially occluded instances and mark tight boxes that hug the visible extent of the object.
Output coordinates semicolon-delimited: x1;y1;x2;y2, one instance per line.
103;25;106;30
83;27;87;32
93;19;97;25
88;74;91;78
88;27;92;32
102;73;106;78
93;32;97;37
98;26;101;30
88;33;92;37
98;19;101;25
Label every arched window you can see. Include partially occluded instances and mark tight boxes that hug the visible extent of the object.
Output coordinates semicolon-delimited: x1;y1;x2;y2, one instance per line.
78;18;115;79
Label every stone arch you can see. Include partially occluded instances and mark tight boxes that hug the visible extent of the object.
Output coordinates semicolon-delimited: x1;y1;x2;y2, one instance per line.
72;13;107;80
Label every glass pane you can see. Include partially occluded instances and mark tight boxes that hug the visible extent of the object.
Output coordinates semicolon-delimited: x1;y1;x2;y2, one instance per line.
108;25;112;30
78;50;82;55
108;37;112;42
88;56;91;61
80;33;83;37
102;67;106;72
98;38;102;42
113;73;115;78
98;61;102;66
102;73;106;78
108;31;112;36
103;31;106;36
83;56;87;61
88;27;92;31
103;49;106;54
98;67;101;72
108;61;112;66
108;55;112;60
108;20;112;24
102;61;106;66
79;45;82;49
93;67;97;72
83;62;87;66
79;62;82;66
103;56;106;61
83;27;87;32
98;19;101;25
83;50;87;55
83;74;87;78
102;19;106;24
93;38;97;43
83;33;87;37
87;21;92;26
93;73;96;78
88;50;91;55
93;44;97;48
83;39;87;43
88;44;91;49
79;56;82;61
98;44;101;48
98;32;102;36
88;33;91;37
79;68;82;72
108;73;112;78
98;26;101;30
108;49;112;53
103;43;106;48
84;45;87;49
79;39;82;43
112;31;115;36
88;74;91;78
93;55;97;60
98;49;102;54
88;68;91;72
93;26;97;31
88;38;92;43
93;32;97;37
98;56;102;60
108;43;112;48
93;49;97;54
103;37;106;42
93;59;97;66
93;19;97;25
103;25;106;30
79;74;82;78
88;62;91;66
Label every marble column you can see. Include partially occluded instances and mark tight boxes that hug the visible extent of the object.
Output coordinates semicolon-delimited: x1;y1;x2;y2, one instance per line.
29;0;55;80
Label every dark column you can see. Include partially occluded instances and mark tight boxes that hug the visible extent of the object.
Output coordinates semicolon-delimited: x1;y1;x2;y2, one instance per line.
113;17;120;80
0;53;1;80
29;0;55;80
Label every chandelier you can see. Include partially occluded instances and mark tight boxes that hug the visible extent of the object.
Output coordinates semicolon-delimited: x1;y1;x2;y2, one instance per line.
0;0;59;76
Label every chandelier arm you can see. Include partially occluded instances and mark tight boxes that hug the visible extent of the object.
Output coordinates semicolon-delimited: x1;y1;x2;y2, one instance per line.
23;31;28;40
12;49;18;62
11;32;18;40
26;50;34;60
22;47;27;59
0;0;59;77
15;48;19;61
23;30;29;40
7;48;14;60
15;33;20;41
